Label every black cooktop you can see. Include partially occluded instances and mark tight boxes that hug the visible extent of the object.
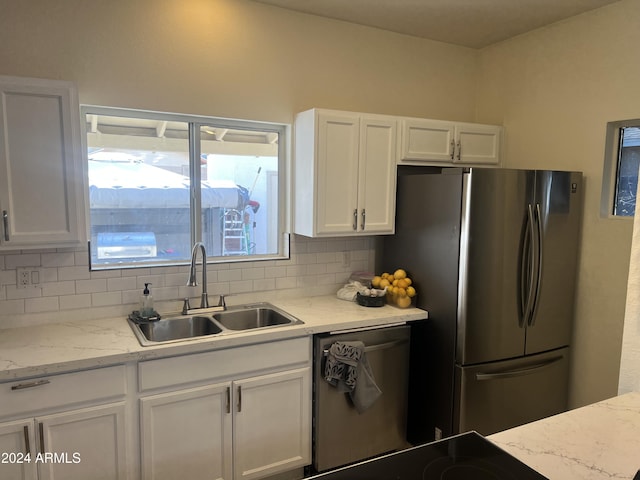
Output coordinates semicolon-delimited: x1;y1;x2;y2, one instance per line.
309;431;547;480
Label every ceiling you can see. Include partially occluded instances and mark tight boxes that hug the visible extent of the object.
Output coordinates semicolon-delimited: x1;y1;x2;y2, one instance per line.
251;0;621;48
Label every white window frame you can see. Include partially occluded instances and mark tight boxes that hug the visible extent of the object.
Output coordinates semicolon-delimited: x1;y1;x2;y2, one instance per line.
601;119;640;219
81;105;290;269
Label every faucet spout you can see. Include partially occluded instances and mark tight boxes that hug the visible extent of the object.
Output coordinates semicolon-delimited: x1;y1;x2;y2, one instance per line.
187;242;209;308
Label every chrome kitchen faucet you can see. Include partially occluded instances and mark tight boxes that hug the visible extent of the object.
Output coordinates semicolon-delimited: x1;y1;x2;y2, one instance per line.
184;242;227;314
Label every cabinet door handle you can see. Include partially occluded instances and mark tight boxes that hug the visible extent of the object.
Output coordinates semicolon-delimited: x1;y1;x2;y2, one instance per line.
237;386;242;412
11;379;50;391
456;140;462;161
361;209;366;230
352;209;358;231
2;210;8;241
38;422;45;454
225;387;231;414
23;426;31;455
450;139;455;160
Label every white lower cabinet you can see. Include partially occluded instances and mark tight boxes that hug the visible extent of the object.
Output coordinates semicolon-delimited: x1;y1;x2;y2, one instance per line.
233;368;311;480
138;338;312;480
0;419;37;480
140;384;231;480
36;403;127;480
0;366;129;480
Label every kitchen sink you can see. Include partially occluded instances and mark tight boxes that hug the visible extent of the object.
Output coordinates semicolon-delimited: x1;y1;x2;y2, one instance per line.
128;303;303;346
131;315;223;346
213;304;300;330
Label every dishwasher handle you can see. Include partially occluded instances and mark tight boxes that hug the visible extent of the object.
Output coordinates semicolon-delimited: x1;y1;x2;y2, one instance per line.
322;338;408;356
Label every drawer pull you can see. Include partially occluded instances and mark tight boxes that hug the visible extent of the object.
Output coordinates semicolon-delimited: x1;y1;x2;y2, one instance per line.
11;379;51;391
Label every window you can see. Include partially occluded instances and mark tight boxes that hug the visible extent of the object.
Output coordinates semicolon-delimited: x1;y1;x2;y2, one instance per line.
602;120;640;218
82;107;288;269
614;126;640;216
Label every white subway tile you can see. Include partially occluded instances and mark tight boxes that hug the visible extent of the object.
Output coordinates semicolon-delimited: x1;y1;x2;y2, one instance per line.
42;268;58;283
218;269;243;282
253;278;275;291
297;253;318;265
60;294;92;310
307;263;328;275
41;252;75;267
107;276;137;292
5;253;40;269
0;270;15;286
317;252;337;264
25;296;59;313
317;274;338;286
6;286;42;300
58;266;91;281
242;268;265;280
229;280;253;294
90;269;122;279
74;251;89;266
275;276;297;290
0;240;377;325
92;291;122;307
0;299;24;314
286;265;307;277
41;281;76;297
265;266;287;278
76;278;107;294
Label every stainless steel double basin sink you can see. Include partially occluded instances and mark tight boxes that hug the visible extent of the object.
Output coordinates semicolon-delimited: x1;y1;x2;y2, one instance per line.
128;303;303;346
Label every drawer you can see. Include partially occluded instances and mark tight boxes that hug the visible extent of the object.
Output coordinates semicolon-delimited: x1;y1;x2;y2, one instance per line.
0;365;127;419
139;337;311;392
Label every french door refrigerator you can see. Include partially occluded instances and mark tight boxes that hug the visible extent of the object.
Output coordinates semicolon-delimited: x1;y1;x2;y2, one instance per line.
380;166;582;442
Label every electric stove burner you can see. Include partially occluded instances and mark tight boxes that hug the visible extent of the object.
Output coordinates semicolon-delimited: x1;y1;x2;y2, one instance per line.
309;431;548;480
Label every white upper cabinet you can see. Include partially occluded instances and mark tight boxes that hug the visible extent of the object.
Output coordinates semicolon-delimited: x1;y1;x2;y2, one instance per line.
400;117;502;165
0;76;86;250
294;109;397;237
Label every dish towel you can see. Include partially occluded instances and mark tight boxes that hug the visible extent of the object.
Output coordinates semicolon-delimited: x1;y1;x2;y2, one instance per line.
324;341;382;413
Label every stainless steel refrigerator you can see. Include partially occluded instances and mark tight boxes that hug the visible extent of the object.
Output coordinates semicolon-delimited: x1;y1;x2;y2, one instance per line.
380;166;582;442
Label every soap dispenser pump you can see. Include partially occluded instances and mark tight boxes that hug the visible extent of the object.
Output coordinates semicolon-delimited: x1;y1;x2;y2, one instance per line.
140;283;154;317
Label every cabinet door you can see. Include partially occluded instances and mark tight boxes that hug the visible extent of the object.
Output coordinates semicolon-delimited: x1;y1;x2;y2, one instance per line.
37;402;127;480
315;112;360;235
358;116;397;234
0;76;85;249
400;118;455;162
454;123;502;165
233;368;311;480
140;384;232;480
0;419;37;480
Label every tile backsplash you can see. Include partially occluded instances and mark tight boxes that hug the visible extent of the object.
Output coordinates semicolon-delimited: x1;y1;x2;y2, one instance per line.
0;235;375;329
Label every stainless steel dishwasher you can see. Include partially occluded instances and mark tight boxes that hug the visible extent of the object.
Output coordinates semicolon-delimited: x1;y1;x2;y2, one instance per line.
313;324;411;472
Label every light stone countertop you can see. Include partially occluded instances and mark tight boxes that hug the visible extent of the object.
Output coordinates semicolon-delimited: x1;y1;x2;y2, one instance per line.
0;295;427;382
488;391;640;480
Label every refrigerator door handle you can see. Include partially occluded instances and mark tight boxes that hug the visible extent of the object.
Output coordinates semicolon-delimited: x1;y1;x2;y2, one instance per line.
475;355;564;381
521;204;537;327
528;203;544;326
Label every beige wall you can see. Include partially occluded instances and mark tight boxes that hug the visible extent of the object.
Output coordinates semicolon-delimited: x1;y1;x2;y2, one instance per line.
476;0;640;407
0;0;477;123
620;209;640;394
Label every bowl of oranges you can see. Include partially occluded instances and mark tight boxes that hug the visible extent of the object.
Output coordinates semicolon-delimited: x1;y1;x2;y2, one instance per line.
371;269;417;309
